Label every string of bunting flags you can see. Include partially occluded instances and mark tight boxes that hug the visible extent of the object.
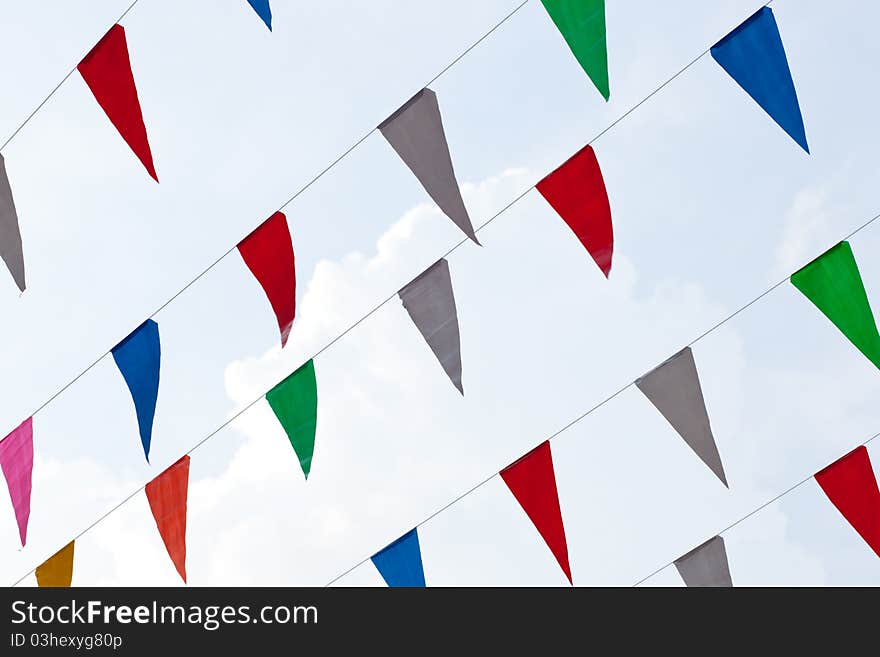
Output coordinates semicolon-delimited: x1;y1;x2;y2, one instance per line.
1;2;875;586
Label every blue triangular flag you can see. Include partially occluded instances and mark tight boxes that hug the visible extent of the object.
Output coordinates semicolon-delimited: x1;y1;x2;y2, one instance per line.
246;0;272;31
710;7;808;152
111;320;161;462
371;528;426;587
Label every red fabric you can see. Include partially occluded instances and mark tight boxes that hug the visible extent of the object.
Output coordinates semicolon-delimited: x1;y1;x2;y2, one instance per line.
78;24;157;181
500;441;572;583
536;145;613;277
815;446;880;557
145;455;190;583
237;212;297;347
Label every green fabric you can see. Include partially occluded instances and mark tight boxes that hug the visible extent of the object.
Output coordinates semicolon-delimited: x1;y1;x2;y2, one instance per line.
791;241;880;369
266;359;318;479
541;0;609;100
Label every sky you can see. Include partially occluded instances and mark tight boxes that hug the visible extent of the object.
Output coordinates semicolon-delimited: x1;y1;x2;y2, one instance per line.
1;0;880;586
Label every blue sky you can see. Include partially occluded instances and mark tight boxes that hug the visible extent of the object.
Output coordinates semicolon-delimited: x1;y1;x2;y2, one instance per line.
1;0;879;586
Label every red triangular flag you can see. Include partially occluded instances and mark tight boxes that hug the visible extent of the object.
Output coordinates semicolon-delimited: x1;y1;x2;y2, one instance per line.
78;24;158;181
536;144;613;277
145;455;190;582
500;441;572;583
815;446;880;557
237;212;296;347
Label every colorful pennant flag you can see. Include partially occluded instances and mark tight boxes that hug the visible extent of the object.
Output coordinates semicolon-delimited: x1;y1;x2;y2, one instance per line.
0;154;25;292
145;455;190;583
674;536;732;587
815;446;880;558
246;0;272;30
398;259;463;394
112;320;161;462
0;417;33;546
78;24;158;180
540;0;609;100
500;441;572;584
636;347;728;486
237;212;297;348
710;7;808;152
36;541;75;588
371;528;426;587
536;144;613;277
791;242;880;370
379;88;479;244
266;359;318;479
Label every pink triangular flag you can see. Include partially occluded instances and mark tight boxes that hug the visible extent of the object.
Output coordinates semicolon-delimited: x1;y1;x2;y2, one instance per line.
0;417;33;546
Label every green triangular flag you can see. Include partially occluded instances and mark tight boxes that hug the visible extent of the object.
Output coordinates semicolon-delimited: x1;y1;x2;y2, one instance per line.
791;241;880;368
541;0;610;100
266;359;318;479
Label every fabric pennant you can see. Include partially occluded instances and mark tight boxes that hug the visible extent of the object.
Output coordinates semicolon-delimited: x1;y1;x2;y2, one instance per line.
540;0;609;100
710;7;808;152
36;541;75;588
674;536;732;587
398;259;463;394
237;212;297;347
379;89;479;244
536;144;613;277
500;441;572;584
0;154;25;292
112;319;161;462
636;347;728;486
0;417;33;546
78;24;158;180
145;455;190;583
791;241;880;370
815;446;880;557
266;359;318;479
371;528;426;587
246;0;272;30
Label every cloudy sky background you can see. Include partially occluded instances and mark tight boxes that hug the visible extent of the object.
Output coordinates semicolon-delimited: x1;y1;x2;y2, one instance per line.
1;0;879;586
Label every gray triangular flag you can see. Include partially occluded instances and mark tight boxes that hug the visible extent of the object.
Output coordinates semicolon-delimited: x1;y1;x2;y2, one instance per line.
635;347;728;486
399;258;463;394
0;154;25;292
674;536;732;587
379;89;479;245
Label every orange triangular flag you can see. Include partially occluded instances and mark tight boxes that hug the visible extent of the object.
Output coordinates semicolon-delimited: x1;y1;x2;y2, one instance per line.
35;541;75;587
145;455;190;583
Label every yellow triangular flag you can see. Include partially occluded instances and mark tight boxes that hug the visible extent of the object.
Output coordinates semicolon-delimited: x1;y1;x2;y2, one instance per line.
35;541;74;587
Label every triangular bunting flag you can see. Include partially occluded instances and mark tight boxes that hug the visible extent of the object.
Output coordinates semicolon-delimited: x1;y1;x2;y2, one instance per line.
674;536;733;587
815;446;880;557
636;347;728;486
78;24;158;180
246;0;272;30
36;541;75;587
0;417;33;546
540;0;609;100
112;319;161;462
398;259;463;394
237;212;296;348
0;154;25;292
710;7;809;152
266;359;318;479
536;144;613;277
791;241;880;369
371;528;426;587
500;441;572;583
145;455;190;583
379;89;479;244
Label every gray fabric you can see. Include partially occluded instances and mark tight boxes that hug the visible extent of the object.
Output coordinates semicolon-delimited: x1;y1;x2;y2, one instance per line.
399;258;463;394
380;89;479;245
674;536;733;587
635;347;728;486
0;154;25;292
